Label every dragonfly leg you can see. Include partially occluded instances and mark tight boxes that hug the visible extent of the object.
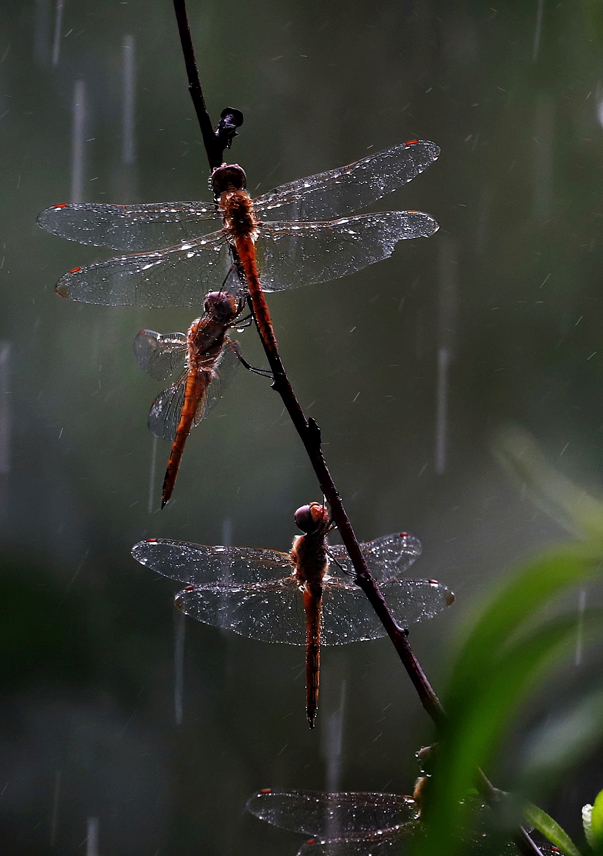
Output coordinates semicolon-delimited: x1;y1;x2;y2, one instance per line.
226;339;274;378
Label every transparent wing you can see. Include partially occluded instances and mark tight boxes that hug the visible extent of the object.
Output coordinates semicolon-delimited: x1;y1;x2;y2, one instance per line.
147;372;187;441
320;578;454;645
252;140;440;222
246;790;417;837
54;231;232;307
133;330;187;381
328;532;422;581
299;832;403;856
132;539;294;585
255;212;439;293
174;578;307;644
37;201;219;251
195;341;240;423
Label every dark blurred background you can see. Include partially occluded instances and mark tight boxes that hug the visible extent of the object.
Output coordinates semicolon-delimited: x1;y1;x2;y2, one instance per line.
2;1;603;853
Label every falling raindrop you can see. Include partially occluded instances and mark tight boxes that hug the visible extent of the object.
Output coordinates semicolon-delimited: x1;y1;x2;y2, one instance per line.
322;679;346;794
174;608;186;725
34;0;51;67
434;237;457;475
533;95;554;221
0;342;11;475
86;817;99;856
122;35;136;165
532;0;544;63
575;588;586;666
71;79;87;204
50;769;61;845
51;0;64;68
148;435;158;513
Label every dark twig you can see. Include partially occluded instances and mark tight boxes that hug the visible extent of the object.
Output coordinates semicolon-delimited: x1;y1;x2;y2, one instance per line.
172;0;242;171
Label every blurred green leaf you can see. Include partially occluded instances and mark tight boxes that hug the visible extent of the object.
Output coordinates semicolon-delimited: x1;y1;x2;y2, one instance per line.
495;426;603;540
519;690;603;793
590;790;603;852
523;802;582;856
410;539;603;856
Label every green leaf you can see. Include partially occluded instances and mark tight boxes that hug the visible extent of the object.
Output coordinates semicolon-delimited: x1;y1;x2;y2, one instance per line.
495;426;603;540
523;801;582;856
590;789;603;851
520;690;603;791
413;611;603;856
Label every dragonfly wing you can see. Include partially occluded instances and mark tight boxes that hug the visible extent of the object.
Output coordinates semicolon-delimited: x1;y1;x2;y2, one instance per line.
194;341;240;425
255;212;438;293
37;201;218;251
299;830;405;856
328;533;422;581
132;540;294;585
133;330;187;381
252;140;440;221
246;790;417;837
55;231;232;307
147;372;187;441
320;578;454;645
174;577;307;644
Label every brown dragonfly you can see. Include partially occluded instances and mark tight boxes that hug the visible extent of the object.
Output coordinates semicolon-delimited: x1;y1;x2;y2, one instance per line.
133;284;246;507
246;789;527;856
131;502;454;727
37;140;439;308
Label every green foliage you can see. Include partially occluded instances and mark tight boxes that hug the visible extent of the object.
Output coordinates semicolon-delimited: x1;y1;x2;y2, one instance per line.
411;431;603;856
523;802;581;856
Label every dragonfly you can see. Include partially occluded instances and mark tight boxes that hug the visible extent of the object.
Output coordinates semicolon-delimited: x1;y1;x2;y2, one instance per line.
131;502;455;727
246;789;530;856
133;284;246;507
37;139;440;309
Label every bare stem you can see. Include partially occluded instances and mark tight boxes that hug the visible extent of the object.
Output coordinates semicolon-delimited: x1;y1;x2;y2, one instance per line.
172;0;242;171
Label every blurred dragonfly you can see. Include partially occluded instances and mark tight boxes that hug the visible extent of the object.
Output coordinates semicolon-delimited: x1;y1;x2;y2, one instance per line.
133;285;247;507
246;789;531;856
37;140;439;307
131;502;454;727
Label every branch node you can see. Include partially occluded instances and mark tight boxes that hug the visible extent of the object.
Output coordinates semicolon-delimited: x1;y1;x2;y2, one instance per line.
307;417;322;450
216;107;244;150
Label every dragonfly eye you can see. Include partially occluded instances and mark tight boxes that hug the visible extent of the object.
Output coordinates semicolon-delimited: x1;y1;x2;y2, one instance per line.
294;502;329;533
212;163;247;194
204;290;237;321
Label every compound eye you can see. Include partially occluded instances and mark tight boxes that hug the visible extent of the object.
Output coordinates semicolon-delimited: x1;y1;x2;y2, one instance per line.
294;504;315;533
294;502;327;533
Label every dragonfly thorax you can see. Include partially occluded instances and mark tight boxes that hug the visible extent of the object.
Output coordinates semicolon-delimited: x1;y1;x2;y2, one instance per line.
221;189;258;242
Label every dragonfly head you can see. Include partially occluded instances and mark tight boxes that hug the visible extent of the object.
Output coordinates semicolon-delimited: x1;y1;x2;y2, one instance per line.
204;290;237;323
294;502;330;535
211;163;247;195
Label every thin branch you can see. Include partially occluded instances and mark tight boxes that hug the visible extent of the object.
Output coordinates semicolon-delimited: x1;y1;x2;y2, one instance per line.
172;0;242;171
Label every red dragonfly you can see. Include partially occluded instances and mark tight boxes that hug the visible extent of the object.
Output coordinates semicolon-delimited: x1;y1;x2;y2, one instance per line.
131;502;454;727
37;140;439;309
133;285;245;507
246;789;526;856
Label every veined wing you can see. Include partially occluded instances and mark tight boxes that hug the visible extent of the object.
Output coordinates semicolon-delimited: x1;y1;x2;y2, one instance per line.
195;341;240;421
255;212;439;293
320;578;454;645
37;201;219;251
147;371;188;441
174;577;307;643
246;790;417;837
253;140;440;222
132;539;294;585
54;231;231;307
328;532;422;581
133;330;187;381
299;830;403;856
